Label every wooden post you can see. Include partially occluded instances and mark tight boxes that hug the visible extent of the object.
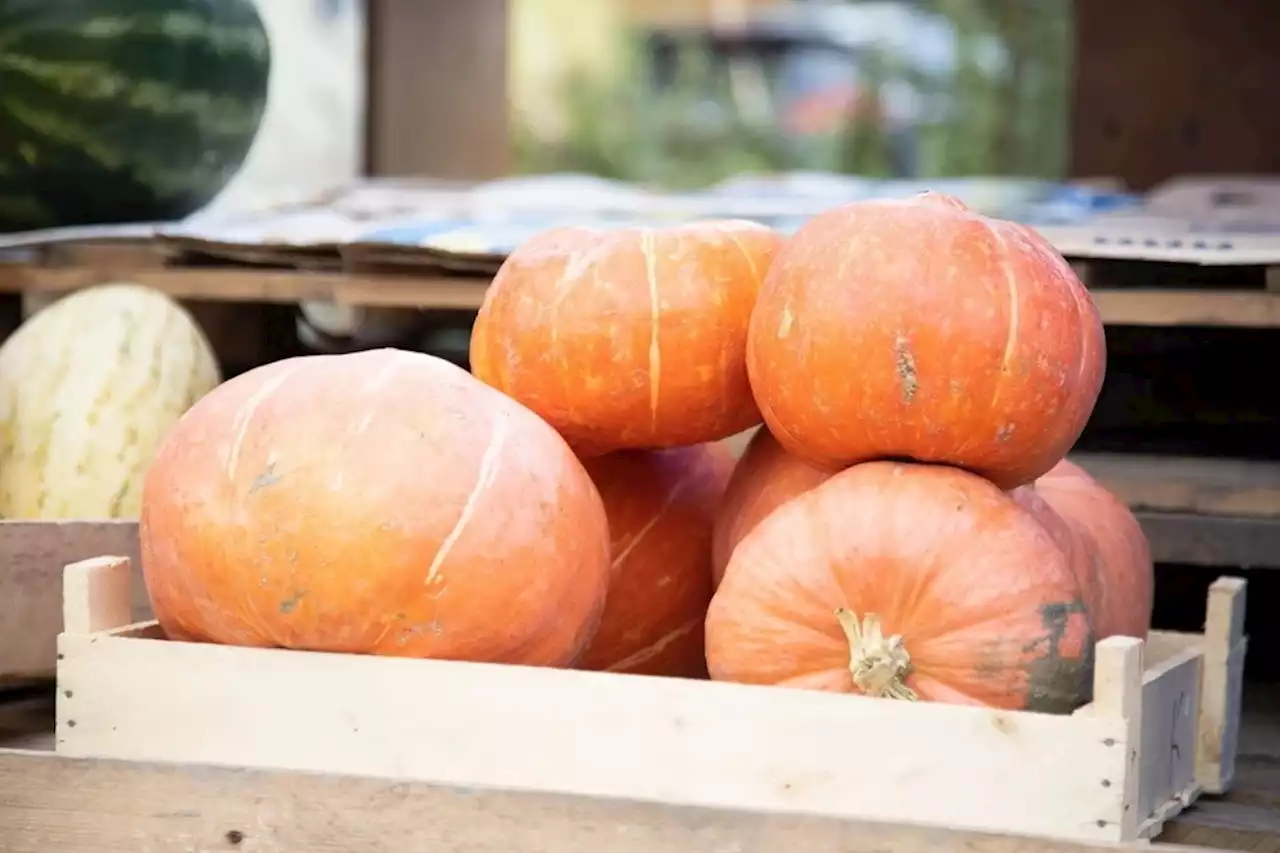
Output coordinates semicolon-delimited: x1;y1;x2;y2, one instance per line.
365;0;511;179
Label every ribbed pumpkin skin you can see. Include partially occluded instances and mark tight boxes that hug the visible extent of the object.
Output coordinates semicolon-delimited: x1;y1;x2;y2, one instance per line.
1033;460;1153;640
711;428;833;586
0;283;220;519
746;192;1106;489
706;461;1094;712
1011;484;1103;639
140;349;612;666
577;443;734;678
470;221;782;455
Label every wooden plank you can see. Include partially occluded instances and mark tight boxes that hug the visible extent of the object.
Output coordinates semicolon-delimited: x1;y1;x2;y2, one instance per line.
1135;645;1201;837
55;625;1135;841
0;748;1222;853
1165;799;1280;839
1090;289;1280;328
1088;638;1143;840
4;260;1280;327
366;0;509;179
0;521;144;684
36;241;168;270
0;263;489;310
1070;453;1280;519
1063;451;1280;570
1133;513;1280;569
13;256;276;365
1071;0;1280;190
1196;578;1249;793
1161;822;1280;851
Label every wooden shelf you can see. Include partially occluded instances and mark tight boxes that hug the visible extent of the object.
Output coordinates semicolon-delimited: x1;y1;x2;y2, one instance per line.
1070;453;1280;519
1133;513;1280;570
1069;453;1280;569
1;259;1279;327
0;263;489;311
1090;289;1280;329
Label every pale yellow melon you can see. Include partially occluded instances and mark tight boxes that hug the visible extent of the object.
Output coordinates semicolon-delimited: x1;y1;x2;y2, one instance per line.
0;283;221;518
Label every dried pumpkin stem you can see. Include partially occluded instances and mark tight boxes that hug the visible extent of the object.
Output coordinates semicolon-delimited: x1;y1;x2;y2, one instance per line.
834;608;918;701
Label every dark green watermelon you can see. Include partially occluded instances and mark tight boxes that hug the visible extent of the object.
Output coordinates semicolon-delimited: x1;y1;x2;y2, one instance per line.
0;0;271;232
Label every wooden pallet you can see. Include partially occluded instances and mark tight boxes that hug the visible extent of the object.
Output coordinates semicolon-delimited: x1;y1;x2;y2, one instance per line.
46;554;1246;844
1;239;1279;327
1071;257;1280;328
0;242;490;311
1070;453;1280;570
726;441;1280;570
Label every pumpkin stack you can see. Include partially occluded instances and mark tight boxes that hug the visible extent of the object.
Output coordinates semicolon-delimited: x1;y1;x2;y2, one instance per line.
137;193;1153;715
469;221;783;677
138;221;780;680
707;192;1153;712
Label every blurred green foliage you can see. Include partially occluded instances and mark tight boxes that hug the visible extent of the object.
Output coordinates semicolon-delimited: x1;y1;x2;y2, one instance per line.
514;0;1072;188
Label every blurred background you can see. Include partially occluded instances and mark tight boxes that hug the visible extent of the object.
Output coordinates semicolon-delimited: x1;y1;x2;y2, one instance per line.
510;0;1071;187
0;0;1076;233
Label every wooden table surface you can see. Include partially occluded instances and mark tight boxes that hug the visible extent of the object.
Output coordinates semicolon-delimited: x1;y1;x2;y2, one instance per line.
3;680;1279;850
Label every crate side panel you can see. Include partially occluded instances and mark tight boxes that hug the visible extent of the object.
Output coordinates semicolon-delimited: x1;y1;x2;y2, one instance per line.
1198;578;1248;793
0;521;141;681
57;635;1129;842
1137;651;1201;821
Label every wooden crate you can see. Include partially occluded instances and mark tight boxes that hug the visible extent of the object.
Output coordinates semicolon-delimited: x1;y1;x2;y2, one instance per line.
54;556;1246;844
0;521;145;685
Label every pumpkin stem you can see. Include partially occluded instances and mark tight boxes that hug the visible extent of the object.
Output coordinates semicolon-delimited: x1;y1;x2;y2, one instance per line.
834;608;918;701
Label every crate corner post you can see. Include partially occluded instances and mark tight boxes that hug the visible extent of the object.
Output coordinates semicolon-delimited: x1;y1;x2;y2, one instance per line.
57;554;138;752
61;555;135;636
1196;576;1248;794
1091;635;1144;841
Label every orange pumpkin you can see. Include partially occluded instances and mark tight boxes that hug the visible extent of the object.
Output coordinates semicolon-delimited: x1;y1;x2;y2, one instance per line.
1032;459;1153;639
706;461;1094;712
577;443;735;677
711;428;833;585
140;349;612;667
1011;484;1103;638
746;192;1106;489
470;221;783;455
